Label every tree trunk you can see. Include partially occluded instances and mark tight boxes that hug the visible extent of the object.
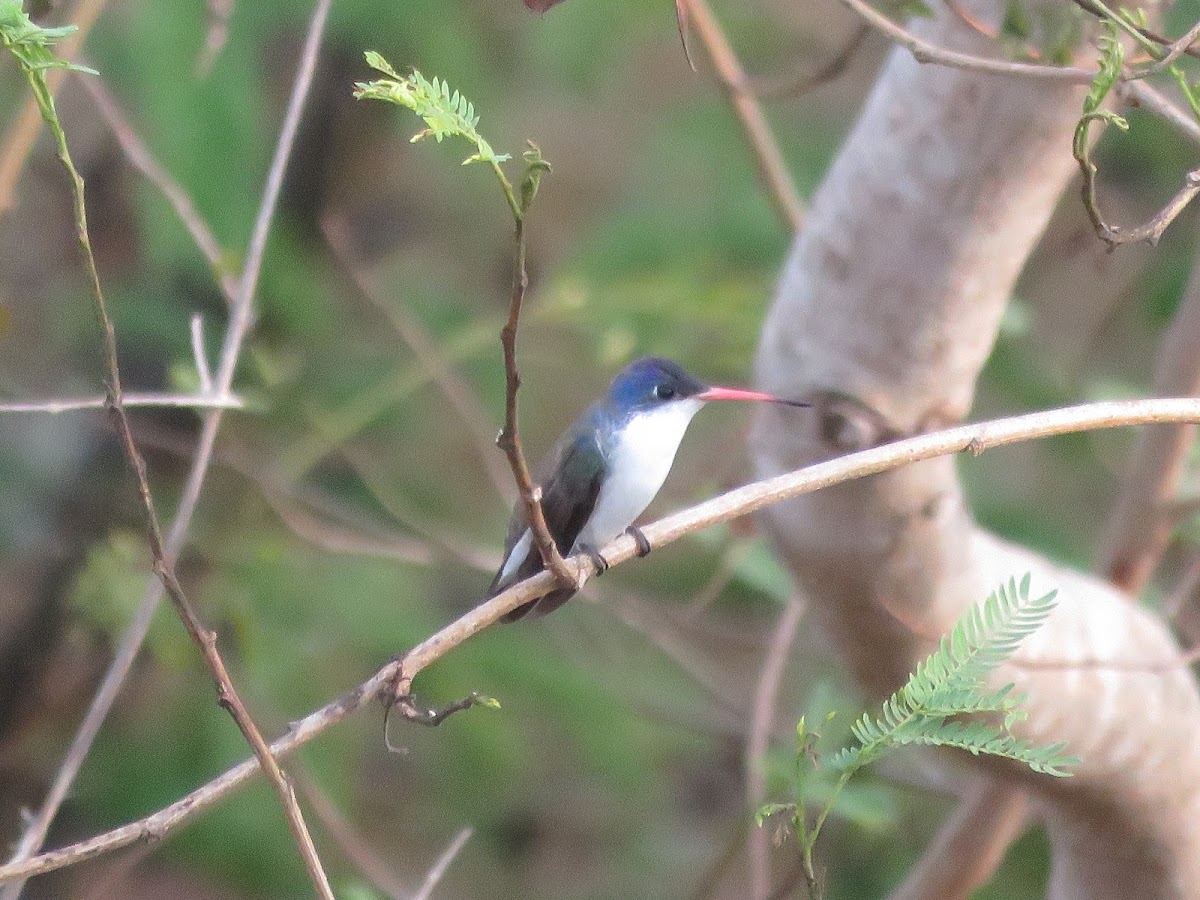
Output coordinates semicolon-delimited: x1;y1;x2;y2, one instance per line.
751;3;1200;897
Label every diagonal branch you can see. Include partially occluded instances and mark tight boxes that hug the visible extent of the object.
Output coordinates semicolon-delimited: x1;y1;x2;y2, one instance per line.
80;74;240;303
3;3;334;898
3;396;1200;886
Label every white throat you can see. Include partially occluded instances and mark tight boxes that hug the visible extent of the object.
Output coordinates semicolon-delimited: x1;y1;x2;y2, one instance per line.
575;398;704;551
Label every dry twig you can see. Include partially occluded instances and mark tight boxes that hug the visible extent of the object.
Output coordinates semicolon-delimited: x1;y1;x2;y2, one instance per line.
0;393;242;414
80;75;240;303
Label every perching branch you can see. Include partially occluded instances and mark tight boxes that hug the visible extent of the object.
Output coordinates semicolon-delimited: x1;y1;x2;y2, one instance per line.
4;396;1200;887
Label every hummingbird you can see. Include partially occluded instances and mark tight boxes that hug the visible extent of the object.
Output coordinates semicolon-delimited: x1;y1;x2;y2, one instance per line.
488;356;808;621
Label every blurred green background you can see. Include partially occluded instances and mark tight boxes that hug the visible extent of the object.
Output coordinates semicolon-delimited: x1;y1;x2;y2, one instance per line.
0;0;1198;897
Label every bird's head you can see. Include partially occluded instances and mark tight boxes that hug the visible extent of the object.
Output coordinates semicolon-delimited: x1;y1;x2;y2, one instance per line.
606;356;807;416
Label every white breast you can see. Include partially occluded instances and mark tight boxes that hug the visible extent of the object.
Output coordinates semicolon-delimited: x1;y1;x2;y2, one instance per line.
574;398;704;551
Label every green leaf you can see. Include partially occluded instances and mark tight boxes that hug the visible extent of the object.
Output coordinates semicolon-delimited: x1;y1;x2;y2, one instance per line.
353;53;510;167
0;1;97;75
1082;22;1124;118
832;575;1068;777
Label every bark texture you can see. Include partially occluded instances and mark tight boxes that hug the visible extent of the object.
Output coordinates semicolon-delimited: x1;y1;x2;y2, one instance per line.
752;4;1200;897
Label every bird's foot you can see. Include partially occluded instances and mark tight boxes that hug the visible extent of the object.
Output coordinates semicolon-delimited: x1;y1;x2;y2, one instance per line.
626;525;652;557
579;543;609;575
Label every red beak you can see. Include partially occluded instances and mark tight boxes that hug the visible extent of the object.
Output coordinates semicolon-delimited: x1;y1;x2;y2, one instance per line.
696;386;810;408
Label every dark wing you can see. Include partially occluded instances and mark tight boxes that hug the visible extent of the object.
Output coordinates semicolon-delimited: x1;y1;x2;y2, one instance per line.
490;423;606;621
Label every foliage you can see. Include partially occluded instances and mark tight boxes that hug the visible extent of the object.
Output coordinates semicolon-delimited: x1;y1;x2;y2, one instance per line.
759;576;1076;897
353;50;550;222
0;1;96;77
353;53;509;168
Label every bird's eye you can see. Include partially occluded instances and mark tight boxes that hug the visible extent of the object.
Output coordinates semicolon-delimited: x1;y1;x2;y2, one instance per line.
655;385;676;400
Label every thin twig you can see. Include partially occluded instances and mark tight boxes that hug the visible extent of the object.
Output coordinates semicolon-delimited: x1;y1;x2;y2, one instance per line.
4;396;1200;884
838;0;1096;81
321;214;513;498
0;392;242;414
1119;80;1200;146
1069;0;1200;61
493;156;577;591
1078;162;1200;249
146;560;335;900
747;596;805;900
0;0;335;889
842;0;1200;247
411;827;473;900
1100;238;1200;592
190;315;214;393
840;0;1200;152
682;0;805;232
1134;18;1200;75
131;422;442;566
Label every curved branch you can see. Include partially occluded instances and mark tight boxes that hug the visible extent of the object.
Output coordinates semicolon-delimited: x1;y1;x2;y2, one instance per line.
2;396;1200;886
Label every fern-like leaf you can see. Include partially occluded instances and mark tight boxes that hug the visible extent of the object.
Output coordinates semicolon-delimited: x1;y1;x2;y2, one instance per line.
834;575;1069;777
0;1;97;75
353;52;510;167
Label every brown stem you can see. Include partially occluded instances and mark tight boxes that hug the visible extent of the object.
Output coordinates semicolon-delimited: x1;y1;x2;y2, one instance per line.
495;211;577;589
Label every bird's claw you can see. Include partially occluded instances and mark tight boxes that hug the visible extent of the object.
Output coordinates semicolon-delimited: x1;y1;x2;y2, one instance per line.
626;525;652;557
580;543;609;575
